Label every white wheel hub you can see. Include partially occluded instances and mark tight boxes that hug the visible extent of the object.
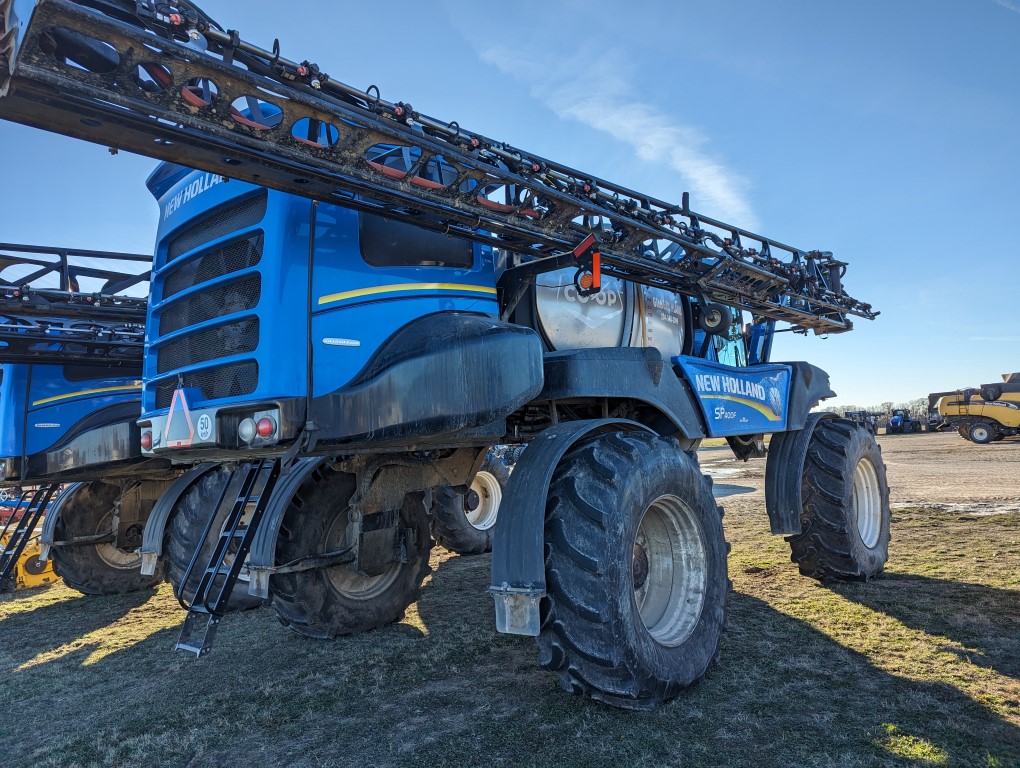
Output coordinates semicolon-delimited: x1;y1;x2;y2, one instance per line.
95;509;143;570
465;471;502;531
632;494;707;647
852;457;883;549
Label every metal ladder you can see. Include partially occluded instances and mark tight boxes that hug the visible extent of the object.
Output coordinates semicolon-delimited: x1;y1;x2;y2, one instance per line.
0;485;57;591
174;459;281;656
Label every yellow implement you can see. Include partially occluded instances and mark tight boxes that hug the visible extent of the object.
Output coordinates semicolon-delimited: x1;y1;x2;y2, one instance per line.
0;523;57;591
937;373;1020;444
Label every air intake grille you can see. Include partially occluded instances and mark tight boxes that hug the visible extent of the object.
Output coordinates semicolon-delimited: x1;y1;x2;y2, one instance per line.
163;234;263;300
155;361;259;409
166;192;268;263
159;275;262;336
156;318;259;374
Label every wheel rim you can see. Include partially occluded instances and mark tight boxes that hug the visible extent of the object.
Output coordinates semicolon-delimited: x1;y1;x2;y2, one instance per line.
324;511;401;599
632;494;708;647
852;457;882;549
95;510;142;570
465;471;501;531
971;425;990;442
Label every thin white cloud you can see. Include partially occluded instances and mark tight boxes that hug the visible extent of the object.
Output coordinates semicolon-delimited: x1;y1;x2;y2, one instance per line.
476;45;757;227
993;0;1020;14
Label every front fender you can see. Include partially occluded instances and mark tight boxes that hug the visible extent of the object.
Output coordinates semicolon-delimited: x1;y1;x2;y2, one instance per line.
489;418;653;636
764;412;837;535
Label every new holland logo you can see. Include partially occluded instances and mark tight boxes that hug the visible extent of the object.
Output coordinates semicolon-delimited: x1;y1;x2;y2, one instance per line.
162;173;226;221
693;372;787;421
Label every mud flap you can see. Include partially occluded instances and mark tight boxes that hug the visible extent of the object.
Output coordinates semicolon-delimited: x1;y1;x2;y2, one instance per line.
138;463;219;576
489;418;651;636
764;412;836;534
246;457;327;598
37;482;83;561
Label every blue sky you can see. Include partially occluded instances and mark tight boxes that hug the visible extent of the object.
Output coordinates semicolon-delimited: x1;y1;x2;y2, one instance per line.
1;0;1017;406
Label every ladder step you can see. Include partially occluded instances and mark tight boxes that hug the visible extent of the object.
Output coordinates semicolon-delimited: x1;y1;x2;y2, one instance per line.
202;565;237;577
175;612;221;657
173;458;282;656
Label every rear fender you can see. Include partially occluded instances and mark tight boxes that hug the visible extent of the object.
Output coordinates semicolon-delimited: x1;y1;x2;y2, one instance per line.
138;463;219;575
246;457;327;598
37;482;84;561
489;418;652;636
764;412;837;535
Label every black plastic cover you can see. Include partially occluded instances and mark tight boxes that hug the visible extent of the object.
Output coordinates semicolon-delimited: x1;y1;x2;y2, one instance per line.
539;347;706;439
309;313;544;449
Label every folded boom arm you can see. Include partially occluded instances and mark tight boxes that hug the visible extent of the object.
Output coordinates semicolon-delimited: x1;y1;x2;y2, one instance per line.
0;0;878;333
0;242;148;365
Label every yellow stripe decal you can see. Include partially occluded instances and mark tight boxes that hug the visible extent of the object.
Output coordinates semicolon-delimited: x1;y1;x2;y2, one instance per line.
708;394;783;421
32;384;142;407
318;282;497;306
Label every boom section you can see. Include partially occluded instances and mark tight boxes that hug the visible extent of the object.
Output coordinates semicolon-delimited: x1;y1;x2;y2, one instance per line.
0;242;149;365
0;0;876;333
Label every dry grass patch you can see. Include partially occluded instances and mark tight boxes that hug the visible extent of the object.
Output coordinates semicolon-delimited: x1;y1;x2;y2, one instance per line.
1;489;1018;766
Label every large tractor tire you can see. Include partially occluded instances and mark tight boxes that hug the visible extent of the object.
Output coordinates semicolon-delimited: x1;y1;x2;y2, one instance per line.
959;425;971;441
166;467;263;611
787;419;891;581
968;422;997;445
430;453;509;555
50;482;162;595
270;462;432;639
536;432;729;711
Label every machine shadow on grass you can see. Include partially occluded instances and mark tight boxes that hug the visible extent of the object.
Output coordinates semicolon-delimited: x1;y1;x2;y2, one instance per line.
2;565;1018;766
831;574;1020;680
714;592;1020;765
0;587;154;670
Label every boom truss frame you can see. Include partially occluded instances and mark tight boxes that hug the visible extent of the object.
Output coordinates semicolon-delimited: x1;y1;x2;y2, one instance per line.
0;0;878;333
0;242;148;365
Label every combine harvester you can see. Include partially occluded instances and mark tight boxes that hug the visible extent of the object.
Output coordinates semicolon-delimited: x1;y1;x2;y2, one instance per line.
1;0;889;710
936;374;1020;444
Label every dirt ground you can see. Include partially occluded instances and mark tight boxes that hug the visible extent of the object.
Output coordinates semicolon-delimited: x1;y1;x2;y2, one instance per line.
702;429;1020;510
1;429;1018;767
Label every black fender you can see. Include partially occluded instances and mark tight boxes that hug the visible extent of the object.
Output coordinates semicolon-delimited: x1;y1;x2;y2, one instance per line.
246;457;327;598
308;312;544;449
783;362;837;431
25;402;175;481
489;418;653;636
37;482;84;561
138;463;219;576
540;347;706;439
764;412;837;535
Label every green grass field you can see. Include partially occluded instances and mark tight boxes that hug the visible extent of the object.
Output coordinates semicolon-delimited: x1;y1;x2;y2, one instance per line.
2;500;1018;767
